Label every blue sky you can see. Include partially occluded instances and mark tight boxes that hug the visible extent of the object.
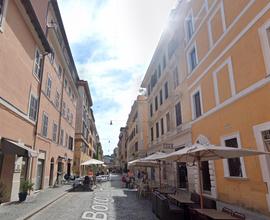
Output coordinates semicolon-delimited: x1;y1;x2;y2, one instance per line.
58;0;177;155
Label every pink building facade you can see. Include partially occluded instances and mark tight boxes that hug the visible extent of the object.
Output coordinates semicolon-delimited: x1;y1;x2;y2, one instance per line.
0;0;51;202
0;0;81;202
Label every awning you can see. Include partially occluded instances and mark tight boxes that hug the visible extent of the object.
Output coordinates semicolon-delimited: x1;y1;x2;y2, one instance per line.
1;139;38;157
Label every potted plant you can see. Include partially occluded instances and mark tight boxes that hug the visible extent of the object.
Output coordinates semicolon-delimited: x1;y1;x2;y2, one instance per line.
18;180;34;202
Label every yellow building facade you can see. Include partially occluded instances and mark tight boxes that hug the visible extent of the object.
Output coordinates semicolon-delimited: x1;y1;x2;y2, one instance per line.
181;0;270;217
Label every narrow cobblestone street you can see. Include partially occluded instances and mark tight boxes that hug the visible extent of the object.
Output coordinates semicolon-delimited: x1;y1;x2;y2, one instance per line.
28;175;157;220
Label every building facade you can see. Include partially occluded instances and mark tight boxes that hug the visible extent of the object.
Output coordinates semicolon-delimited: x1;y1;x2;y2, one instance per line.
117;127;128;172
31;0;79;190
74;80;95;176
140;3;194;190
123;0;270;218
0;0;50;201
126;95;149;163
181;0;270;217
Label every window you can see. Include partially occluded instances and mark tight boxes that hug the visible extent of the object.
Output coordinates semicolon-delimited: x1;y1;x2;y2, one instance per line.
41;113;48;137
161;118;164;135
224;137;244;177
57;65;62;78
46;76;52;97
259;21;270;76
173;67;179;89
60;129;64;145
175;102;182;126
188;46;198;72
70;113;73;124
0;0;6;26
150;103;153;117
49;48;55;64
67;108;70;121
147;84;151;96
168;36;178;58
29;95;38;121
155;96;158;111
186;14;194;40
52;122;57;142
151;127;154;142
166;112;170;132
156;122;159;138
159;89;163;105
164;82;169;99
72;94;75;102
62;102;66;117
55;90;60;109
163;55;166;70
68;87;71;97
135;142;138;152
262;130;270;152
193;91;202;118
68;136;73;150
64;79;67;88
65;134;68;147
33;49;43;79
158;64;161;78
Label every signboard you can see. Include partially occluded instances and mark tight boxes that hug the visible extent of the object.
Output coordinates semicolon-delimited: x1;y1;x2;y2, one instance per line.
163;143;174;149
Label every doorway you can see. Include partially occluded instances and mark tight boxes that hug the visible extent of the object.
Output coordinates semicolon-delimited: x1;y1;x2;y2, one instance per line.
177;162;188;189
67;161;71;177
35;159;44;190
49;158;54;186
201;161;211;191
57;161;63;184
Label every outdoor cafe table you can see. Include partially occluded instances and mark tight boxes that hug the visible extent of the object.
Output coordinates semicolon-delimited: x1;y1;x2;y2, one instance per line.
156;187;176;195
168;193;194;205
194;209;240;220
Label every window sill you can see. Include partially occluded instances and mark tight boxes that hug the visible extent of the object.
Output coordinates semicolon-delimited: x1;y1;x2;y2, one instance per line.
224;176;248;181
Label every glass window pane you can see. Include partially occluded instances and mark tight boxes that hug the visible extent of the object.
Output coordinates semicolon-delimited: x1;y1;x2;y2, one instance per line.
225;138;243;177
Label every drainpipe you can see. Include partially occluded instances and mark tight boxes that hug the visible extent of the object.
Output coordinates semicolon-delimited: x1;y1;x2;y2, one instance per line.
30;52;48;183
30;1;51;183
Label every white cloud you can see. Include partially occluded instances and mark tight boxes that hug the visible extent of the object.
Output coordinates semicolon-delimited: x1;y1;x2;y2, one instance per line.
58;0;177;154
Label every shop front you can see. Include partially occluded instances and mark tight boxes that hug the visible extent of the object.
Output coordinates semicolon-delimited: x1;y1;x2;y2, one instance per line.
0;138;37;202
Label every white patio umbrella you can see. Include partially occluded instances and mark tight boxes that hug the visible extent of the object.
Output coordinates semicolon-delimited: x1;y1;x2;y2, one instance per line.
143;152;168;188
160;143;270;208
80;158;104;166
128;158;158;167
143;152;167;161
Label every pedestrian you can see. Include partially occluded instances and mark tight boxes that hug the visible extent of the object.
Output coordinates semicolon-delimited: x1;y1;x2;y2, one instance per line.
121;173;126;188
137;170;141;179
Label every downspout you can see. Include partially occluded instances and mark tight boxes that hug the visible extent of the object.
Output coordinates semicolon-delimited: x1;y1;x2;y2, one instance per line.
30;1;50;183
57;69;65;147
30;52;48;182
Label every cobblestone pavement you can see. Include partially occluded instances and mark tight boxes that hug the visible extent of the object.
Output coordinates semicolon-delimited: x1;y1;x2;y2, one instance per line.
29;175;157;220
0;184;72;220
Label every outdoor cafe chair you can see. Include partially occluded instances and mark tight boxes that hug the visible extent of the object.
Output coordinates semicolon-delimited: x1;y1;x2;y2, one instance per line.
222;207;233;215
158;193;185;220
